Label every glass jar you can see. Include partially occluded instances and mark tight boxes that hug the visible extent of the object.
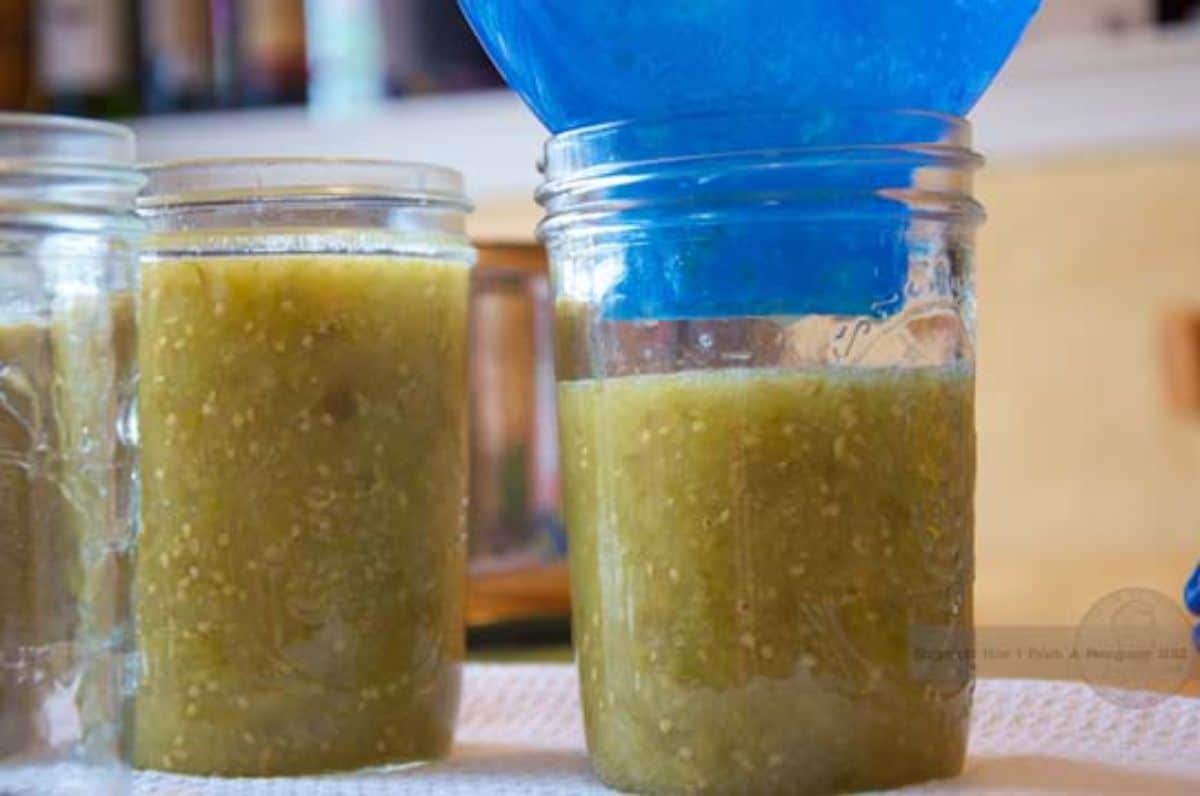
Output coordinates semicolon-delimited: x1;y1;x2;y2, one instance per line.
0;115;142;795
134;159;474;776
541;111;981;795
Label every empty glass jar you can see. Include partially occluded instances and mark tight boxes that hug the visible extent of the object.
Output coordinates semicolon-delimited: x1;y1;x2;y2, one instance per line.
134;159;474;776
543;110;981;795
0;115;142;795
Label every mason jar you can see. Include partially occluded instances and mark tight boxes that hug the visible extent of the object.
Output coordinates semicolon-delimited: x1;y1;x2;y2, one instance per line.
542;111;981;795
134;159;474;776
0;115;142;795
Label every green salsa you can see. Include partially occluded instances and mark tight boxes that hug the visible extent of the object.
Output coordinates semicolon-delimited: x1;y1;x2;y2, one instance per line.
559;365;974;794
135;254;469;776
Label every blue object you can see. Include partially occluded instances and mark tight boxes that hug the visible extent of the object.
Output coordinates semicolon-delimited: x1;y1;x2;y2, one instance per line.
460;1;1040;320
1186;563;1200;615
459;0;1040;133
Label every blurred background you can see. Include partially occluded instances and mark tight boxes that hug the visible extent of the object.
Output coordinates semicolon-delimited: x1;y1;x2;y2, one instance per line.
0;0;503;116
1;0;1198;638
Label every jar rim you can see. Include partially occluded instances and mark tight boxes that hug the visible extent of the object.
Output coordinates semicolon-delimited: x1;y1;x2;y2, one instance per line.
540;108;980;186
138;157;472;212
0;112;137;171
0;115;143;225
537;108;984;237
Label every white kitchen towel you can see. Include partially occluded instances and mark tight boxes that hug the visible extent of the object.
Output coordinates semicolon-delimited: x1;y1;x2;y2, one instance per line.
135;663;1200;795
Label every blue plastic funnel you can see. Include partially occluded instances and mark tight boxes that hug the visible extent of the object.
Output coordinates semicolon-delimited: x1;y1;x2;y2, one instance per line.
459;0;1040;133
459;1;1041;321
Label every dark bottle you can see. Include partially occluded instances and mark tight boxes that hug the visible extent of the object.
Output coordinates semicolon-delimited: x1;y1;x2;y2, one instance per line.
0;1;34;111
141;0;215;112
382;0;500;96
1158;0;1199;22
237;0;307;106
35;0;140;118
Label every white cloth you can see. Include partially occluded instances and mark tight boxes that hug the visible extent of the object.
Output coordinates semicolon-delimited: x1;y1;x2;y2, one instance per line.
135;664;1200;795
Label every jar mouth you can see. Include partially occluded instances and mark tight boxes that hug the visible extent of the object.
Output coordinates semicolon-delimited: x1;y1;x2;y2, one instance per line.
541;108;980;180
0;113;136;169
537;108;983;237
138;157;473;212
0;114;143;223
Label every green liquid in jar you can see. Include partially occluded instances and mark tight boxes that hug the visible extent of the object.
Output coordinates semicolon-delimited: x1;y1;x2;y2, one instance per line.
135;254;469;776
559;365;974;795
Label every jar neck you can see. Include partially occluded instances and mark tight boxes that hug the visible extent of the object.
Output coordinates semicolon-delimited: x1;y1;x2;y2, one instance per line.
0;168;143;231
0;115;141;231
537;109;984;241
537;110;983;323
137;158;474;260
